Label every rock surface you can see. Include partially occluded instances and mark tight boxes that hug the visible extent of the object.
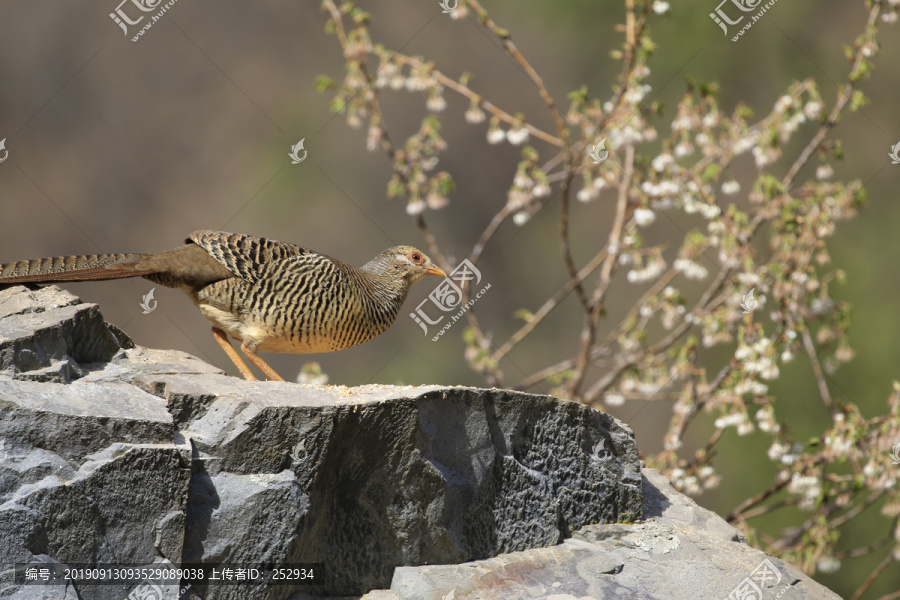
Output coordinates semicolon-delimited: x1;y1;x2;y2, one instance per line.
0;285;643;599
355;468;839;599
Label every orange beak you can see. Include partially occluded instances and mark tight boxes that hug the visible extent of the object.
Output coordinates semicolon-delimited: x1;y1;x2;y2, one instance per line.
425;265;447;277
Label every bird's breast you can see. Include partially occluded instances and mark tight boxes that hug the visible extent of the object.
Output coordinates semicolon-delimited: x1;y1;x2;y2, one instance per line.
191;268;402;354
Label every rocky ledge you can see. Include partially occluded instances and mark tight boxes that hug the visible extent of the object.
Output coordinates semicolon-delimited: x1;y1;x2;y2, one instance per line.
0;285;837;600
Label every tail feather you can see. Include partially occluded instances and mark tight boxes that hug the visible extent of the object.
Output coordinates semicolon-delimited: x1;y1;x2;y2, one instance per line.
0;253;155;284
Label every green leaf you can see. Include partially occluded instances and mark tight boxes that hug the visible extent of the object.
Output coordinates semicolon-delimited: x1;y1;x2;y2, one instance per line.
833;140;844;161
316;75;336;93
330;96;347;113
387;175;405;199
567;86;589;103
849;90;868;111
513;308;534;322
702;164;721;182
433;172;455;196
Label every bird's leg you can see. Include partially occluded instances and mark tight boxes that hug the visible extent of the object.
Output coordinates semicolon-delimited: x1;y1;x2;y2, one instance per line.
240;343;286;382
211;327;257;381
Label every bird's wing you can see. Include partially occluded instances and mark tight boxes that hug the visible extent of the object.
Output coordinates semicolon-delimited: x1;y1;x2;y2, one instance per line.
187;231;315;283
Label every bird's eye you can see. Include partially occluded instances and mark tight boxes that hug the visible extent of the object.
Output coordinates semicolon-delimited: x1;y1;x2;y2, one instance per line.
409;252;423;263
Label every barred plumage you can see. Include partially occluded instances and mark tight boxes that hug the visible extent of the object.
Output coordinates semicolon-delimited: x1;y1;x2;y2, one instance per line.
0;231;445;381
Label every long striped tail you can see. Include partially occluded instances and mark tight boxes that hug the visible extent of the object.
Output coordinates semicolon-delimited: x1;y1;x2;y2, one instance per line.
0;253;155;285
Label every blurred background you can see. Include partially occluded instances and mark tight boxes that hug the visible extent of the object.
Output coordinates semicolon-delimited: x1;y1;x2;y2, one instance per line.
0;0;898;596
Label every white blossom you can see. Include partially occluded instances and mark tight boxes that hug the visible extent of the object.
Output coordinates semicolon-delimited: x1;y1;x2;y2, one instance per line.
753;145;778;167
608;125;644;147
674;140;694;157
672;116;693;132
817;557;841;574
703;113;721;129
389;75;406;90
816;164;834;180
506;127;530;145
449;4;469;19
366;125;382;151
406;200;426;215
652;153;675;172
532;183;551;198
788;473;822;509
405;76;430;92
512;211;531;226
426;92;447;112
487;128;506;144
721;180;741;195
774;95;794;113
734;380;768;396
465;106;486;124
577;187;598;202
514;173;533;189
768;442;800;465
733;135;757;155
627;259;665;283
714;412;746;430
625;84;652;104
634;208;657;227
674;258;708;281
605;393;626;406
803;101;823;120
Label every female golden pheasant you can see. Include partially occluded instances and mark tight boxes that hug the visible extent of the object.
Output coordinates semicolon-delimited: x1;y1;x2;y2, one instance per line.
0;231;445;381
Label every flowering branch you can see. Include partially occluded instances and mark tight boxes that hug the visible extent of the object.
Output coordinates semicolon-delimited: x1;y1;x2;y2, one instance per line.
319;0;900;593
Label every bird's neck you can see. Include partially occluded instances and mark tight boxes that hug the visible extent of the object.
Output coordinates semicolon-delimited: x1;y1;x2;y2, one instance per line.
348;265;409;320
359;254;392;276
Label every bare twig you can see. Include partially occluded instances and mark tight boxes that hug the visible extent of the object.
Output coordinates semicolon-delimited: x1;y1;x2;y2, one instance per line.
469;204;514;268
781;5;881;190
390;54;564;147
568;145;635;399
467;0;570;145
800;322;836;415
495;247;609;369
558;168;590;312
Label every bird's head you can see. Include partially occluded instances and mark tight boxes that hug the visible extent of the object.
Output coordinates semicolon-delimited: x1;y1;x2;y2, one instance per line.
362;246;446;286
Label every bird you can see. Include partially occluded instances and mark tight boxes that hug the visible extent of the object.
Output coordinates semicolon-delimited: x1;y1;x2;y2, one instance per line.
0;231;446;381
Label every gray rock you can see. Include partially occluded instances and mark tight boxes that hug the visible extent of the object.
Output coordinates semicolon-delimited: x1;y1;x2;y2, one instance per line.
148;377;642;596
0;438;191;600
382;469;838;600
0;284;839;600
0;286;132;383
0;285;642;599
